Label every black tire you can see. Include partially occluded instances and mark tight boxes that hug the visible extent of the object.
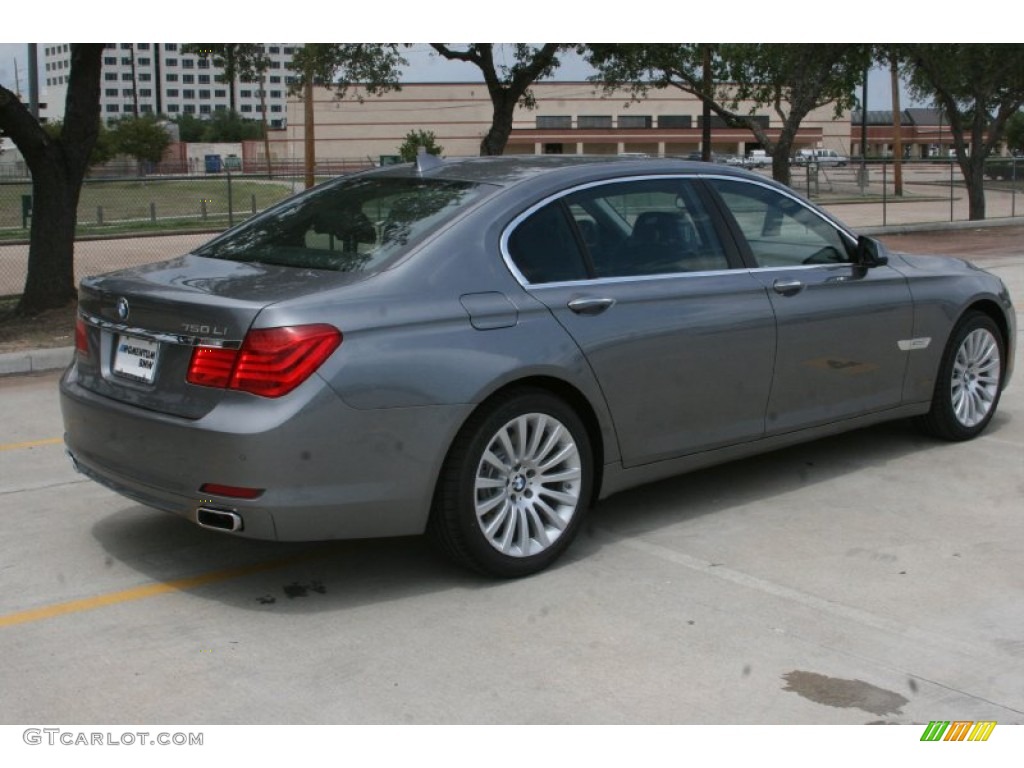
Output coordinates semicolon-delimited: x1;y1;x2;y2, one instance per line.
429;388;593;578
918;312;1005;441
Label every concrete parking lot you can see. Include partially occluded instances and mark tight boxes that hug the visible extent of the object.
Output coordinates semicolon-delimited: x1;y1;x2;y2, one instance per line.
0;235;1022;726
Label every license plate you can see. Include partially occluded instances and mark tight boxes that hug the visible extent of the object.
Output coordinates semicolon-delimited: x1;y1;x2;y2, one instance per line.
113;335;160;383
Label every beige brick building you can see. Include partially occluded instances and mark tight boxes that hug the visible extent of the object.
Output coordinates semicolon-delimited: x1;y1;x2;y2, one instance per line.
276;81;851;162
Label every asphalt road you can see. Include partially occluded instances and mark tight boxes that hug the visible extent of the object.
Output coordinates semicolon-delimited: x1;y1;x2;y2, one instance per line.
1;250;1022;727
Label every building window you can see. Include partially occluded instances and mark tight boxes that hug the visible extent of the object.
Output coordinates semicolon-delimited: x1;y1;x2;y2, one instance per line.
537;116;572;129
139;88;152;97
105;88;118;97
104;56;117;65
198;74;211;84
122;88;133;97
166;73;178;82
659;115;692;129
105;72;118;81
183;104;196;114
139;73;151;82
197;58;210;69
105;104;120;113
140;104;153;113
120;44;132;50
270;90;282;98
167;104;180;113
200;104;211;114
578;115;613;129
167;89;179;97
137;44;150;50
284;47;295;55
240;104;253;113
240;89;252;98
138;57;150;66
214;89;226;98
270;61;281;69
182;89;195;99
182;59;194;69
269;76;281;84
121;57;131;66
165;58;178;67
618;115;653;129
182;74;195;84
270;105;282;113
164;44;178;52
121;73;133;81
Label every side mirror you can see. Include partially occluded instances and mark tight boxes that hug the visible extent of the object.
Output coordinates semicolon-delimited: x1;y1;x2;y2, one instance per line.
855;235;889;267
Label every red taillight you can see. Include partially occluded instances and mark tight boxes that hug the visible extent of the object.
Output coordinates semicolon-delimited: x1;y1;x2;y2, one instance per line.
75;316;89;358
187;324;341;398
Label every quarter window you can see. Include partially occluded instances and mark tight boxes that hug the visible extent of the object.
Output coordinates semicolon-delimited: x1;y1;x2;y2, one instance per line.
507;204;588;284
709;179;853;267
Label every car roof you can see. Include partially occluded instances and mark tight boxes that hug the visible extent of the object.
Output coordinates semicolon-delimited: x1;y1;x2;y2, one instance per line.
366;154;764;188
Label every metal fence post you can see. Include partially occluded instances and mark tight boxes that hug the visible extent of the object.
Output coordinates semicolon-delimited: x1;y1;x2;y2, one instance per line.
882;161;887;228
150;202;156;223
226;168;234;228
97;206;103;226
950;159;955;222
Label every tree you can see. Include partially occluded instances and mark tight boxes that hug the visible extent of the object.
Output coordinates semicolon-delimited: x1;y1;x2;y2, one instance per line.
429;44;576;156
198;109;264;142
0;43;104;315
398;129;443;161
182;43;258;113
43;119;116;166
907;44;1024;219
587;44;869;185
173;112;206;143
109;114;172;171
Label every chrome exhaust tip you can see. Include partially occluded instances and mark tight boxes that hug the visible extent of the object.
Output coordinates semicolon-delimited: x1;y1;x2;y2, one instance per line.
196;507;244;533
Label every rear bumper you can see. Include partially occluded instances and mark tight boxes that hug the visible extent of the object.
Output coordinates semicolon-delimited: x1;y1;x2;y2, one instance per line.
60;365;473;541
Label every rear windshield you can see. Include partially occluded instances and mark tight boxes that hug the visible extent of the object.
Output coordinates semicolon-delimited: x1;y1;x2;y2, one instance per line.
194;176;488;272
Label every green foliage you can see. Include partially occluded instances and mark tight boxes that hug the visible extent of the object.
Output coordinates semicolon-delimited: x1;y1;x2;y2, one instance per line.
173;113;206;143
197;110;264;142
398;130;444;161
43;120;116;166
289;44;406;98
109;114;172;164
1006;111;1024;154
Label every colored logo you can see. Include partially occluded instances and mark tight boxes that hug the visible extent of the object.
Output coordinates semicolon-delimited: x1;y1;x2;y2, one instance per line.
116;297;130;321
920;721;996;741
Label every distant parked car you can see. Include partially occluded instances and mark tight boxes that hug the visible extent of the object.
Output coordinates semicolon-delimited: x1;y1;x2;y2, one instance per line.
746;149;772;168
985;158;1020;180
61;155;1015;578
794;149;849;167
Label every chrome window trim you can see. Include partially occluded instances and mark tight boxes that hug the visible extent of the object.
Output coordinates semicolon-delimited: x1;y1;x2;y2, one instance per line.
500;172;858;289
79;311;243;349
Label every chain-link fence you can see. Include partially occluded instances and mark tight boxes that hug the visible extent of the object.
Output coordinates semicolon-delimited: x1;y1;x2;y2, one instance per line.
1;156;1022;297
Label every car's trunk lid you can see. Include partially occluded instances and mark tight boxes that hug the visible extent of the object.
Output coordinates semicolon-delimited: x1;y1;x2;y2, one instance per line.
74;254;361;419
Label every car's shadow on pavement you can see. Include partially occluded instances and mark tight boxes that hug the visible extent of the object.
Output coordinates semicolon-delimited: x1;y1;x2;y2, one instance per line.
89;413;1011;613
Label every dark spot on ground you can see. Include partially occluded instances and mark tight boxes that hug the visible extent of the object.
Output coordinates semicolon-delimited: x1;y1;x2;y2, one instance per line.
782;670;909;716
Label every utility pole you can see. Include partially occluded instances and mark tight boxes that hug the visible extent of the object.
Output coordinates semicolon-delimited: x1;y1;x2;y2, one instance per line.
304;77;315;188
27;44;39;120
701;44;712;162
890;52;903;196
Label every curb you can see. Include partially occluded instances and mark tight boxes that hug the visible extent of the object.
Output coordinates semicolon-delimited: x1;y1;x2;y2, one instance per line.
0;346;74;377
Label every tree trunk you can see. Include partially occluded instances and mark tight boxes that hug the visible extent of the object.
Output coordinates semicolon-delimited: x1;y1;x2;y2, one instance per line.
965;159;987;220
20;159;79;311
480;92;516;156
4;44;104;316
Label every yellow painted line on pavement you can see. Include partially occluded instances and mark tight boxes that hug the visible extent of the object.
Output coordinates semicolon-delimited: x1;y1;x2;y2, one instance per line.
0;437;63;452
0;550;329;629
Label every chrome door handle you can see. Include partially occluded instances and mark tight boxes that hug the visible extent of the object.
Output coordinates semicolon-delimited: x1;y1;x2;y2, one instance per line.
772;279;804;297
567;297;616;315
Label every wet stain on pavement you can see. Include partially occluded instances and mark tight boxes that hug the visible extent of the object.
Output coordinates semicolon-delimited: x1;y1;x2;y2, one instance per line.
782;671;909;716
